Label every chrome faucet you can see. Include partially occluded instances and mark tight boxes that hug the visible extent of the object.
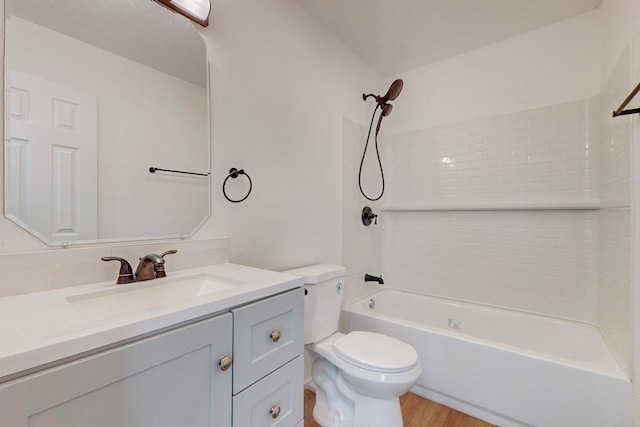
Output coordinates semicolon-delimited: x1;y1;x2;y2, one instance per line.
364;273;384;285
102;249;177;284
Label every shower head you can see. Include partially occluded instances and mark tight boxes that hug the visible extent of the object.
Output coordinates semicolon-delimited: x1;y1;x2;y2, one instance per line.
383;79;403;103
362;79;404;107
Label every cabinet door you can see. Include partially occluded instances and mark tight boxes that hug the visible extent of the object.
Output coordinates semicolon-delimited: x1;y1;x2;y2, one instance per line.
233;288;304;393
0;314;233;427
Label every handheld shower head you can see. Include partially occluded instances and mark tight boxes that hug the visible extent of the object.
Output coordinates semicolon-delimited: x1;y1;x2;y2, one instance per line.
362;79;404;106
362;79;404;117
358;79;404;202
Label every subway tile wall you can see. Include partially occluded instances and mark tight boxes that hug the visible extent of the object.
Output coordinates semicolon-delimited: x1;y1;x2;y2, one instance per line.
383;210;599;323
387;99;598;205
378;87;631;371
341;118;385;304
597;45;632;375
382;99;603;324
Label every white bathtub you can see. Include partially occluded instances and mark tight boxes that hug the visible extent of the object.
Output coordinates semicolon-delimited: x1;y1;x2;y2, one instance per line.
340;289;632;427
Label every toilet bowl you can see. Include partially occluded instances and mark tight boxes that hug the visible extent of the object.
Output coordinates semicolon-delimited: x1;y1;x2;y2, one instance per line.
284;265;421;427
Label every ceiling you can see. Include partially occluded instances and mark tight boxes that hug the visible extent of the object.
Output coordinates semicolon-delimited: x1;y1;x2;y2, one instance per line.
294;0;603;77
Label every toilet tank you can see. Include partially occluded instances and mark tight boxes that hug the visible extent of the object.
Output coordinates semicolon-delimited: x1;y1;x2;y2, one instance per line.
283;264;346;344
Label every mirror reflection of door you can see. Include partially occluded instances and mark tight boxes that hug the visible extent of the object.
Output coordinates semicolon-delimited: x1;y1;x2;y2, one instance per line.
5;70;97;243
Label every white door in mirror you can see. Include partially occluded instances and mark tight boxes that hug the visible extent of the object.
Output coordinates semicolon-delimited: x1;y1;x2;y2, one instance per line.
6;70;98;243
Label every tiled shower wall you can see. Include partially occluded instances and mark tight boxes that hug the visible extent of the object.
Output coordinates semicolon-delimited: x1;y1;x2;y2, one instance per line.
341;118;385;304
375;91;630;373
382;209;599;322
386;99;599;206
597;45;632;374
383;99;601;324
341;73;632;375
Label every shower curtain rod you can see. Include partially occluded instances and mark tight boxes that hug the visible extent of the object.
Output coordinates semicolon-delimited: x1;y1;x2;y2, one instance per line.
613;82;640;117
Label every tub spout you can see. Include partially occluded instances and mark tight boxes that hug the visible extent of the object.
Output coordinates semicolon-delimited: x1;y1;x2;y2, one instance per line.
364;273;384;285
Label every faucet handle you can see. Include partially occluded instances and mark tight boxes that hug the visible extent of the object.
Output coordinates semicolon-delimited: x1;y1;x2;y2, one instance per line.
160;249;177;259
154;249;178;278
101;256;135;284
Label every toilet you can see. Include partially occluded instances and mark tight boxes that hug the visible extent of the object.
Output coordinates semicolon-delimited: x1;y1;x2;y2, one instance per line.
284;264;421;427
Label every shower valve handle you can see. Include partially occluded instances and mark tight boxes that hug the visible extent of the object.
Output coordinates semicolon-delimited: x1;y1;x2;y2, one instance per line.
362;206;378;226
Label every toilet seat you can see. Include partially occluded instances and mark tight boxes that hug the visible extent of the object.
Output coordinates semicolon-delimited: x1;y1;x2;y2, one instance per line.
333;331;418;373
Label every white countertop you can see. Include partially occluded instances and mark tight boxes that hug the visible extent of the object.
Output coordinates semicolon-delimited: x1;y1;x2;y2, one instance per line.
0;263;302;381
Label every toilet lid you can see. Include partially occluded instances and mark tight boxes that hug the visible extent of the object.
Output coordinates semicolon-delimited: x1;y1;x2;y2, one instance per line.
333;331;418;373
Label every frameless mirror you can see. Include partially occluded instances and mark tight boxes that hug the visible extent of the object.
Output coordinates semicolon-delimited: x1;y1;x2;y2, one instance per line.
4;0;210;246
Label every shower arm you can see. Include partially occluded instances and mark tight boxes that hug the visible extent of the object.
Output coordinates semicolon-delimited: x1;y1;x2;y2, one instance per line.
363;93;379;102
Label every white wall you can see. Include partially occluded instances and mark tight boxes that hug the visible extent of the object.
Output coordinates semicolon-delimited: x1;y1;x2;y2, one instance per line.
194;0;378;271
0;0;379;297
385;10;602;133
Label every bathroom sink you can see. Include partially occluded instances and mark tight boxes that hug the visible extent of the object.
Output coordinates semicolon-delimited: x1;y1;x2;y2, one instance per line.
67;273;245;320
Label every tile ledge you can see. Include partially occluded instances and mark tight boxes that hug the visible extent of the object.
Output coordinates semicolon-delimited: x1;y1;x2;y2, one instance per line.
382;201;604;211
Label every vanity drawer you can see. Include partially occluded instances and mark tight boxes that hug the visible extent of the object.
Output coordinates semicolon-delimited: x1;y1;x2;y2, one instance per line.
232;355;303;427
232;288;304;393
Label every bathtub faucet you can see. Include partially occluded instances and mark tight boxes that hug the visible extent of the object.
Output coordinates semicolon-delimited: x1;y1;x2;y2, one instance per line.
364;273;384;285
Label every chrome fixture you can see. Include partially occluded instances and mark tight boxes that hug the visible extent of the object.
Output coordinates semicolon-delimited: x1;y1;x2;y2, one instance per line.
361;206;378;226
102;249;177;284
364;273;384;285
369;298;376;309
270;405;281;419
270;330;282;343
218;355;233;371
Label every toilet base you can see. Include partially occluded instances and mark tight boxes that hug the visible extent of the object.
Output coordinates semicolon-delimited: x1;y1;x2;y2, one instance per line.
311;358;404;427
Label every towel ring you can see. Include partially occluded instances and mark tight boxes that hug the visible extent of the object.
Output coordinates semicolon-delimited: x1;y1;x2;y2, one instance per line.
223;168;252;203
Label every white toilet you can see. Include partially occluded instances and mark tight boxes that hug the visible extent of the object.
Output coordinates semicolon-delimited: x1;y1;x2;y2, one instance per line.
284;264;421;427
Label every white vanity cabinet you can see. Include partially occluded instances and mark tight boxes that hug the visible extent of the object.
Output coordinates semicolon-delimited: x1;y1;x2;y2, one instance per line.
0;313;233;427
0;287;304;427
232;288;304;427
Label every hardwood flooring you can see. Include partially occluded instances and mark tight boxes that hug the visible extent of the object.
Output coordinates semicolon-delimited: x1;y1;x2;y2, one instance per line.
304;390;495;427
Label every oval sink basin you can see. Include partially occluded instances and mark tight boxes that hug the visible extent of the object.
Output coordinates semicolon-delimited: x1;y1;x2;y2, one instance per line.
67;273;245;320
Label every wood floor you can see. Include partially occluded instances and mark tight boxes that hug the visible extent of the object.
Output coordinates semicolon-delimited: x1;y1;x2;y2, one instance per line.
304;390;494;427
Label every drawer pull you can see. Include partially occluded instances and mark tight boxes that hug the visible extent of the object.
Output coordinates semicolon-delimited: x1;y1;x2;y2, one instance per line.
270;330;281;343
218;355;233;371
269;405;281;419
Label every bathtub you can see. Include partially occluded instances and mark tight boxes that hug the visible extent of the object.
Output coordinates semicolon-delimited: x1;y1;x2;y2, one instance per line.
340;289;632;427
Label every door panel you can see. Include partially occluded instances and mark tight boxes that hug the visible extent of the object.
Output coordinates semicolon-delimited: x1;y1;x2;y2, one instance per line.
5;70;97;244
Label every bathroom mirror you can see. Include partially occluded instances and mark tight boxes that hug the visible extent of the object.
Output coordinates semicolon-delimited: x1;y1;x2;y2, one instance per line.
3;0;210;246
